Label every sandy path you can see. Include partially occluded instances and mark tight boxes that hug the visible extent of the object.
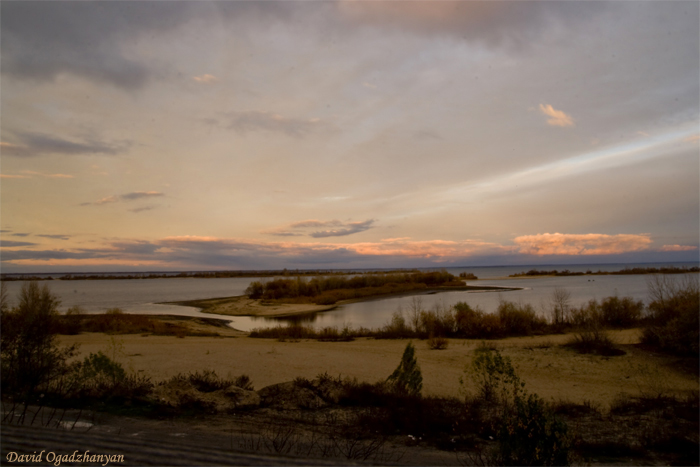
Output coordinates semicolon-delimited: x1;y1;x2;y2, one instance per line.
59;328;697;409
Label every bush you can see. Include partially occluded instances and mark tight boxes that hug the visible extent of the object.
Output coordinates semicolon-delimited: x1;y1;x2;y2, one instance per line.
427;336;449;350
79;351;127;387
496;392;570;466
600;296;643;328
386;342;422;396
465;347;524;404
642;275;699;356
1;282;77;398
497;300;545;336
245;280;264;299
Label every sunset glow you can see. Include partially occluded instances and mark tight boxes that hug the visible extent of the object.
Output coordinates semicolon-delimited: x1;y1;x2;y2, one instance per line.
1;1;698;272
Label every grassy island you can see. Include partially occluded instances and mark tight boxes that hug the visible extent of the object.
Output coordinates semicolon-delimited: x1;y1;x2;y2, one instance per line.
166;271;513;318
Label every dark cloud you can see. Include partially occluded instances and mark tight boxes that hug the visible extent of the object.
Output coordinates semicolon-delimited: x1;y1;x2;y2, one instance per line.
11;233;30;237
36;234;71;240
0;2;320;90
82;191;164;206
129;206;156;214
265;219;375;238
219;111;329;137
0;240;37;248
3;132;130;157
339;1;608;50
310;220;376;238
0;1;194;89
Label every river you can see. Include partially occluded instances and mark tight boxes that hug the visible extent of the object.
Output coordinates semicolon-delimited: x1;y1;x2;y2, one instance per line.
2;262;696;332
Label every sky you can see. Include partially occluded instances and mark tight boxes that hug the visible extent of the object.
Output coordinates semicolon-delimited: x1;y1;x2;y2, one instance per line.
1;1;698;273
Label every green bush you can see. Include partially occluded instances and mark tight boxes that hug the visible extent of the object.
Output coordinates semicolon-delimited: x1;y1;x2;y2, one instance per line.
496;392;570;466
1;282;77;398
80;351;127;387
387;342;422;396
465;347;524;404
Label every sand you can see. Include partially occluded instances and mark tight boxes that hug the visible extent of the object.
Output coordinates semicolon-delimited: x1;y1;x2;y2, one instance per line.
59;327;698;409
163;295;337;317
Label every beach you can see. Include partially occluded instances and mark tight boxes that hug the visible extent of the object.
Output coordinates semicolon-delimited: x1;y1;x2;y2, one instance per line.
59;323;698;409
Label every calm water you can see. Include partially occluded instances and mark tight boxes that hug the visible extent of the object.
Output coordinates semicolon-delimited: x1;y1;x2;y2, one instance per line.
2;263;696;332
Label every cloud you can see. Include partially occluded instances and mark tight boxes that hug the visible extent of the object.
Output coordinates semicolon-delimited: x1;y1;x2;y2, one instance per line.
684;134;700;143
0;173;29;179
129;206;157;213
337;1;606;49
0;240;37;248
36;234;71;240
21;171;74;179
0;2;195;90
310;220;376;238
514;233;652;256
193;74;218;84
219;111;329;137
265;219;375;238
539;104;575;127
660;244;698;252
82;191;164;206
11;233;29;237
2;132;129;157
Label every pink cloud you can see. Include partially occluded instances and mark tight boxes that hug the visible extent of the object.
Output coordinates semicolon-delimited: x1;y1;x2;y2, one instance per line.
514;233;652;256
660;244;698;252
539;104;574;127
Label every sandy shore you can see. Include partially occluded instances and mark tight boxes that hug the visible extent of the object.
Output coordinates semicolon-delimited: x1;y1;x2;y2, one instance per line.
163;295;337;317
59;327;698;409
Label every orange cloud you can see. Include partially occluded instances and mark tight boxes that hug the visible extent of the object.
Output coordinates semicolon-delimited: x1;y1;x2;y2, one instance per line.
660;244;698;252
539;104;574;127
514;233;652;256
345;239;511;259
193;74;218;84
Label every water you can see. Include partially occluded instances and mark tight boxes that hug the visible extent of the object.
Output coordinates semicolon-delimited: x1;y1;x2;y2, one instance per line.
2;262;696;332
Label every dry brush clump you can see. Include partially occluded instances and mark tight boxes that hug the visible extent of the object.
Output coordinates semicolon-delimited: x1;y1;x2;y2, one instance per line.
244;270;464;305
642;274;699;356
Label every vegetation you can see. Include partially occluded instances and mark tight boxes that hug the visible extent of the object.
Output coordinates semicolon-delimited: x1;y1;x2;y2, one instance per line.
510;265;699;277
642;275;699;356
54;310;221;337
0;268;471;281
244;270;467;305
1;282;78;402
464;348;571;466
3;280;698;466
386;342;423;396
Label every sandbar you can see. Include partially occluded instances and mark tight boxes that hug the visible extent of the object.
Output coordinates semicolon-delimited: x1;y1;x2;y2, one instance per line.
163;285;519;318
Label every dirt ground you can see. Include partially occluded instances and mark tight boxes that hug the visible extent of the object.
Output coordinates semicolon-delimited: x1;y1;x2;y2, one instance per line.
59;326;698;409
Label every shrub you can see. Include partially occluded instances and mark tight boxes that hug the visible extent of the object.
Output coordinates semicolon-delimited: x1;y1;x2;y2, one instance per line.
386;342;422;396
496;392;570;466
79;351;127;387
1;282;77;398
600;296;643;328
427;336;449;350
245;280;264;299
642;275;699;356
497;300;546;336
465;347;524;404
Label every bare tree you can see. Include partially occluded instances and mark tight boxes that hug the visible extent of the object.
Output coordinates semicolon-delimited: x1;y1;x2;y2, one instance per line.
408;296;423;333
550;287;571;325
